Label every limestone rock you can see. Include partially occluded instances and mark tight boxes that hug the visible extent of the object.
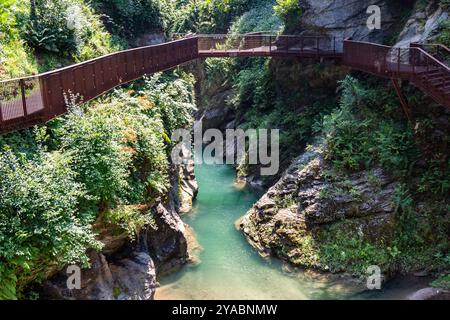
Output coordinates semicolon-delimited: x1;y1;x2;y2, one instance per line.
240;143;398;269
177;144;199;214
147;204;189;275
109;251;157;300
41;251;115;300
299;0;405;43
408;287;450;300
394;1;448;47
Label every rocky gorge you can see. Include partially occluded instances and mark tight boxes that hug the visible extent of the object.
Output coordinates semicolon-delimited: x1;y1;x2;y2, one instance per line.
40;154;199;299
1;0;449;301
191;0;450;298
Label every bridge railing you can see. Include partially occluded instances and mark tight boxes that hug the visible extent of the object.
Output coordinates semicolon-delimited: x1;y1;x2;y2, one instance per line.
411;43;450;65
198;34;342;57
0;37;198;133
344;39;450;73
0;76;45;129
344;39;450;107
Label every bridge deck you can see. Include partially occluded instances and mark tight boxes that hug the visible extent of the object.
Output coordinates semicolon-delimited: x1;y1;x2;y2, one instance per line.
0;35;449;133
198;46;342;58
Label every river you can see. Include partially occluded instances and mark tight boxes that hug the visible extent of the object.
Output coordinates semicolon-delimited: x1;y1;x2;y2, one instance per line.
156;161;429;300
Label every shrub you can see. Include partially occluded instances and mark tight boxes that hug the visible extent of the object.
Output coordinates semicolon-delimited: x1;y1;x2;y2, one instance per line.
23;0;121;61
273;0;302;31
440;0;450;11
0;0;37;78
24;0;78;54
57;104;133;209
0;150;101;299
322;76;418;174
230;0;282;34
92;0;163;37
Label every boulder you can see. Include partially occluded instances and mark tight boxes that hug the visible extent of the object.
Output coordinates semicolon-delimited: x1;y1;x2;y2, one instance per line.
299;0;405;43
408;287;450;300
146;204;189;275
240;143;398;268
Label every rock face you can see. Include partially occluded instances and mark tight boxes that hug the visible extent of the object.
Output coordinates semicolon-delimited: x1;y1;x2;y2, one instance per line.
42;200;190;299
41;249;157;300
408;287;450;300
147;204;189;275
177;144;199;213
240;143;398;268
394;1;448;47
109;251;157;300
299;0;406;42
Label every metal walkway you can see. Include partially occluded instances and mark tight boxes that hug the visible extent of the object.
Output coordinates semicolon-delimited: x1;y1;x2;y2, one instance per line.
0;34;449;133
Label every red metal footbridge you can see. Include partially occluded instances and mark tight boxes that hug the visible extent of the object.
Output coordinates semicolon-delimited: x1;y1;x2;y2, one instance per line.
0;34;449;133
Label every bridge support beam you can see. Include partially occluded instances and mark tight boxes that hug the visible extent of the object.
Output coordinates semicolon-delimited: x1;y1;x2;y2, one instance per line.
391;78;414;127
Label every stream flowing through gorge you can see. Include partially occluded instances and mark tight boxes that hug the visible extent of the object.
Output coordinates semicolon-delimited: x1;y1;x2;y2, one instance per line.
155;161;431;300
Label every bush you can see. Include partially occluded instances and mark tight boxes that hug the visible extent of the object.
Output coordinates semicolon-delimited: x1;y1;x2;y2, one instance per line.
0;150;101;299
0;70;196;299
0;0;37;78
230;0;282;34
322;76;418;174
23;0;122;61
92;0;163;37
24;0;78;54
440;0;450;11
273;0;302;31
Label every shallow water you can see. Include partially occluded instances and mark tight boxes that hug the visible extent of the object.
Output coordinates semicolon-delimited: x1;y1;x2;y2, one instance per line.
156;161;428;300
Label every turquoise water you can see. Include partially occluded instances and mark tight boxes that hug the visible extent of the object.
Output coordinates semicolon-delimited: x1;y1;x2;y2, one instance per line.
156;162;428;300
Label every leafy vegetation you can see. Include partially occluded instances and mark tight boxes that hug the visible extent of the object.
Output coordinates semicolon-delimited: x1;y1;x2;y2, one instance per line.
431;274;450;289
91;0;164;38
273;0;302;31
0;71;196;299
0;0;37;79
322;76;418;174
308;77;450;277
440;0;450;11
23;0;123;63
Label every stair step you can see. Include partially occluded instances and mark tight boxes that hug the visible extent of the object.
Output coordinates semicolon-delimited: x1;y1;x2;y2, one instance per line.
420;73;449;80
425;72;447;79
428;78;450;87
417;69;441;76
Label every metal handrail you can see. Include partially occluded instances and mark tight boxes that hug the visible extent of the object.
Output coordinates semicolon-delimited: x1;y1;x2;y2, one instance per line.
1;35;449;134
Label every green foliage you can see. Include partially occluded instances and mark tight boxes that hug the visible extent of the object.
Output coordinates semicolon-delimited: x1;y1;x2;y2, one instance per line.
440;0;450;11
0;71;196;299
105;206;157;239
24;0;77;54
312;186;449;277
57;104;133;208
23;0;121;60
0;150;101;298
322;76;418;174
436;20;450;47
172;0;255;33
230;0;282;34
431;274;450;289
317;222;394;276
0;0;37;78
418;160;450;195
91;0;163;37
273;0;301;31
